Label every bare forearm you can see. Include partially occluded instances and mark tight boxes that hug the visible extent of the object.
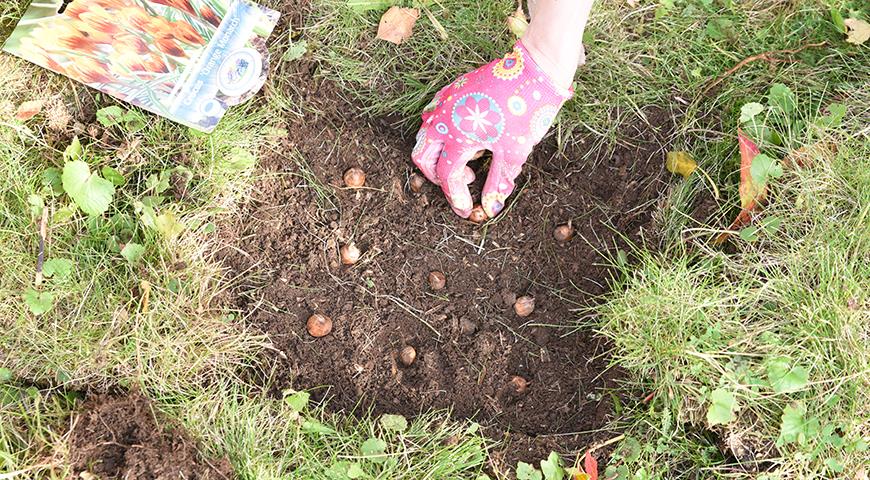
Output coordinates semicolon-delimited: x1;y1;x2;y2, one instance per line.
522;0;594;90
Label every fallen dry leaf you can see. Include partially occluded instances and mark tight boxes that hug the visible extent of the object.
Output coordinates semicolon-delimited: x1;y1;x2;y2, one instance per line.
844;18;870;45
377;6;420;45
665;151;698;179
715;129;765;244
783;141;837;169
584;451;598;480
15;100;45;121
506;5;529;38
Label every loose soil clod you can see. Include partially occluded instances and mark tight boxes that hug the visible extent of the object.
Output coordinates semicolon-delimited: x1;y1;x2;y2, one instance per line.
510;375;529;395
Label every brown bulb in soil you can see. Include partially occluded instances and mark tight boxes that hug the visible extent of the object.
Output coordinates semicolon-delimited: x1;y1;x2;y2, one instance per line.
468;206;488;223
399;346;417;366
340;243;361;265
510;375;529;394
428;271;446;290
553;223;574;242
343;167;366;188
513;296;535;317
306;314;333;338
459;317;478;336
409;173;426;193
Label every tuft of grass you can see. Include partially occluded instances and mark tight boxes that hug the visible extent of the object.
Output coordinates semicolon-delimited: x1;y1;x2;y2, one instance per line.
596;127;869;478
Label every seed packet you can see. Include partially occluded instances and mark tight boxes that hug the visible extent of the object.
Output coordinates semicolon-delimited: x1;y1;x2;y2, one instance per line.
2;0;280;132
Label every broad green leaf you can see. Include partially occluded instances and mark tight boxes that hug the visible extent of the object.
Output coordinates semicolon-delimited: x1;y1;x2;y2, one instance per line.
284;40;308;62
830;8;846;33
145;171;171;194
223;147;257;171
0;368;12;383
824;458;845;473
739;225;759;242
53;205;77;223
619;437;642;463
516;462;543;480
121;243;146;264
749;154;783;187
96;105;125;127
779;401;807;444
62;161;115;216
765;357;809;393
816;103;846;129
101;166;126;186
360;437;387;463
23;289;54;315
155;212;184;239
707;388;737;426
540;452;564;480
347;0;395;12
284;390;310;412
27;194;44;218
739;102;764;123
42;168;63;194
347;463;365;478
379;414;408;432
64;136;83;161
768;83;796;114
43;258;73;280
122;110;147;132
760;216;782;235
301;418;336;435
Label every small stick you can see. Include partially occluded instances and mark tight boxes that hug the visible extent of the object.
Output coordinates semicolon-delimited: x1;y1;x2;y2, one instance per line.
702;41;827;96
588;433;626;454
35;207;48;287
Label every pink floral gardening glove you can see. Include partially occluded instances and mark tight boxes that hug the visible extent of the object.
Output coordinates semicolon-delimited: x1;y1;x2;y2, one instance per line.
411;41;573;218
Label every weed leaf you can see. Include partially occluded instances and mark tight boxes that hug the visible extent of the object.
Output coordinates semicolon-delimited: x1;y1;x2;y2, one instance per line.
830;9;846;33
64;136;83;162
749;154;783;187
379;414;408;432
96;106;125;127
301;418;336;435
62;161;115;216
347;463;365;478
347;0;394;12
42;168;63;194
155;212;185;239
101;166;126;186
540;452;564;480
360;437;388;463
765;357;809;393
768;84;796;114
707;388;737;426
516;462;543;480
779;401;810;445
284;390;310;411
28;194;44;218
23;289;54;315
739;103;764;123
284;40;308;62
0;368;12;383
121;243;146;264
43;258;73;280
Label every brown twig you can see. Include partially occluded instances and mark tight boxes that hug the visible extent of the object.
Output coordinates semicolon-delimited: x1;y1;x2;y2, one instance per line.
35;207;49;287
702;41;827;96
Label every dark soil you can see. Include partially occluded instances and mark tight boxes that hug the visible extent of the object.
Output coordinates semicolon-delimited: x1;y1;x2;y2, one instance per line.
68;392;234;480
218;0;674;467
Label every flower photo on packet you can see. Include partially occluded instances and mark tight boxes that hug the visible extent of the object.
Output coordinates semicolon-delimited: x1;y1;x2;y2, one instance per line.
2;0;280;132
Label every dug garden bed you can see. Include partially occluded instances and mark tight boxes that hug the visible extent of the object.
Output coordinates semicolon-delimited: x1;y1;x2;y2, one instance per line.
219;28;676;462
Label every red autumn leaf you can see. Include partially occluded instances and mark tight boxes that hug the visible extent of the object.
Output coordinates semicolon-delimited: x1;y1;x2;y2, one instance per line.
715;129;765;244
584;451;598;480
15;100;45;121
376;6;419;45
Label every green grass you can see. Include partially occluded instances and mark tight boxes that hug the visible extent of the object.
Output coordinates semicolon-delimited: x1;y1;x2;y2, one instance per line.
2;0;869;478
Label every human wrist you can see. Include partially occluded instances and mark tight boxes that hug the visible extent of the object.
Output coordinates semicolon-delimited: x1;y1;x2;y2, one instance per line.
520;30;581;90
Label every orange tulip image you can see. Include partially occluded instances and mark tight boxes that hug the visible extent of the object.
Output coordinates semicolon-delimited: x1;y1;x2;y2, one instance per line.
143;53;169;73
121;6;152;31
116;33;150;55
200;6;221;27
154;34;185;57
68;56;114;84
172;20;205;45
79;6;121;36
151;0;197;17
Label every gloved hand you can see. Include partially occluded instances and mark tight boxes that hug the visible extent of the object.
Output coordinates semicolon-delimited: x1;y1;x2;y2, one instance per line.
411;41;573;219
